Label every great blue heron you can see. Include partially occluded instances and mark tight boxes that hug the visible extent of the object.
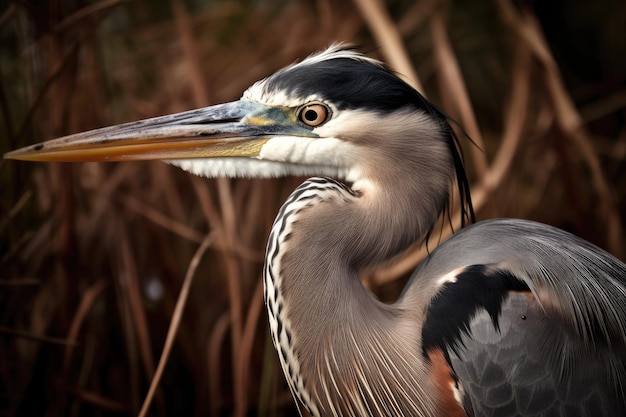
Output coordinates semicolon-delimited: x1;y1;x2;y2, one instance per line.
6;45;626;417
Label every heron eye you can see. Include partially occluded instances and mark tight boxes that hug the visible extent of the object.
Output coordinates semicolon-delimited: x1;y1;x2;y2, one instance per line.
298;103;330;127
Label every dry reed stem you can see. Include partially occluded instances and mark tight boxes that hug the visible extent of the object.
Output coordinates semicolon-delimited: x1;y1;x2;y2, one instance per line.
0;188;33;263
430;9;488;180
171;0;210;106
580;90;626;125
0;278;40;286
237;278;265;412
397;0;440;36
0;190;31;234
15;43;80;142
59;280;109;416
118;193;205;243
138;233;215;417
497;0;624;258
190;175;222;230
119;225;156;381
216;178;247;415
81;164;137;238
19;217;53;264
55;0;131;32
0;325;77;346
473;40;531;204
62;280;108;372
208;312;231;417
152;163;188;221
0;3;16;27
351;0;424;93
114;247;142;413
71;390;130;413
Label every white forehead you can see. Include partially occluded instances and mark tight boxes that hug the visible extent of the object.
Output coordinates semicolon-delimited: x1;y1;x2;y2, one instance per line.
242;44;382;107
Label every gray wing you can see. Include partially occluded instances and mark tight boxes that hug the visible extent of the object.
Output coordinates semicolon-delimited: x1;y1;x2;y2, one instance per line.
414;219;626;417
451;292;625;417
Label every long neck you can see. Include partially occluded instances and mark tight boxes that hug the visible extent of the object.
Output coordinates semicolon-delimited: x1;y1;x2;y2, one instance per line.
264;169;451;416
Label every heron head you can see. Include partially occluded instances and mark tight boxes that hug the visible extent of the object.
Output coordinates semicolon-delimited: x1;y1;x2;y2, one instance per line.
5;45;469;204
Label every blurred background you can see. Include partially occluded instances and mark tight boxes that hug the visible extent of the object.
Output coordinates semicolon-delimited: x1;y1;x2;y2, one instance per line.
1;0;625;416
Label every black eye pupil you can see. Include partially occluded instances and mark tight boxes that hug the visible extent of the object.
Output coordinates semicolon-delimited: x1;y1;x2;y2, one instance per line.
304;110;318;121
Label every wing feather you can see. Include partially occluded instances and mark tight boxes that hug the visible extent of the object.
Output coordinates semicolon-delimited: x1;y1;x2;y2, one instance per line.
411;218;626;416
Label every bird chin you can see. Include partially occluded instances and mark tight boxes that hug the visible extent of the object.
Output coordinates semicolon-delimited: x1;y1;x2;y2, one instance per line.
166;158;352;181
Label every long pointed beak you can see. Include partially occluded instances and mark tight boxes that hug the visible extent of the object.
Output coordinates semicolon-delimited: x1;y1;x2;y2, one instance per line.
4;100;313;162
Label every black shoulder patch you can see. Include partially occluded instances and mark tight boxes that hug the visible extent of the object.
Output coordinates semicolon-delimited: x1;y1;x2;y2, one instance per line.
421;265;530;360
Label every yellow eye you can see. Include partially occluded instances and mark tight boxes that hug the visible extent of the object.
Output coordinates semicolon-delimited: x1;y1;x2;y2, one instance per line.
298;103;330;127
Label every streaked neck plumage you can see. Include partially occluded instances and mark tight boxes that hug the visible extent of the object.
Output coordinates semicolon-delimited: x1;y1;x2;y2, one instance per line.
263;118;455;417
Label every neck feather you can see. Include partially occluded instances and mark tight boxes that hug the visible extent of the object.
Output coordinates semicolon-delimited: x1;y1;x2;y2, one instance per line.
264;174;449;416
